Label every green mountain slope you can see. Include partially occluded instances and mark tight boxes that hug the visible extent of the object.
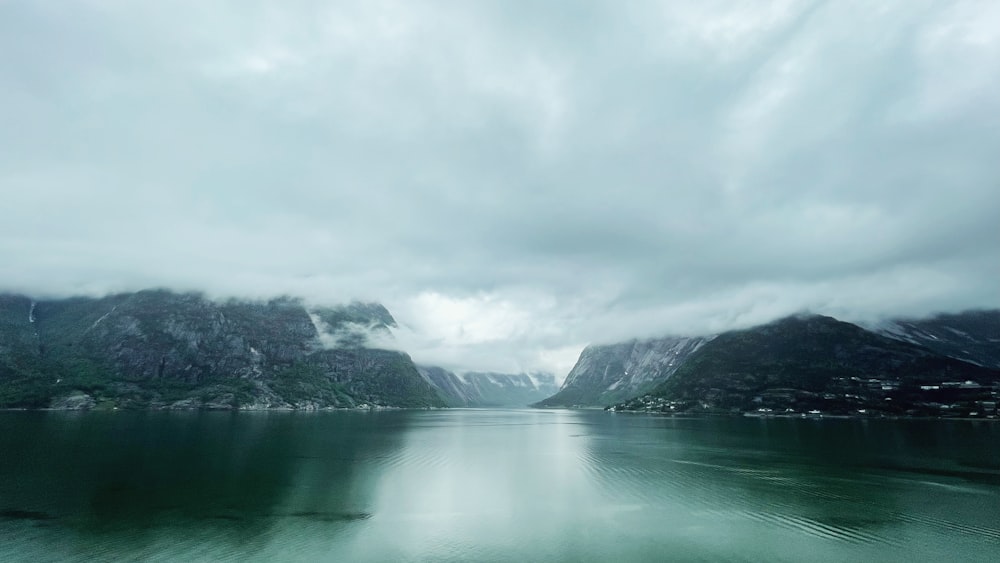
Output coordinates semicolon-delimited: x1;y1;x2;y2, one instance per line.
0;290;444;409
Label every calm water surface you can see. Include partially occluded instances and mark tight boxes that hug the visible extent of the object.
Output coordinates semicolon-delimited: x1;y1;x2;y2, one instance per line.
1;409;998;562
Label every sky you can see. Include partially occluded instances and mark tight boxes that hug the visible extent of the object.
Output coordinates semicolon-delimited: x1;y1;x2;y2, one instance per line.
2;1;999;380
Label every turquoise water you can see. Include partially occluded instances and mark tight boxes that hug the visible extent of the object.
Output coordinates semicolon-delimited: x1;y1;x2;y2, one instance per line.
1;409;998;561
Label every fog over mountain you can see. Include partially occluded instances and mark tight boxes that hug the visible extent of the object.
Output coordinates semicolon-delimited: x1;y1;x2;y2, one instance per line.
2;1;998;380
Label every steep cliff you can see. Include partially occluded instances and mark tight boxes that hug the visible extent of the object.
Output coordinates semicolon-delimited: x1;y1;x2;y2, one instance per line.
534;336;711;407
0;290;444;409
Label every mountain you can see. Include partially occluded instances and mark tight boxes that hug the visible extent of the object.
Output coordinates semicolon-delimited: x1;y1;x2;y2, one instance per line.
868;310;1000;368
534;336;710;407
612;314;1000;416
0;290;445;410
418;366;558;407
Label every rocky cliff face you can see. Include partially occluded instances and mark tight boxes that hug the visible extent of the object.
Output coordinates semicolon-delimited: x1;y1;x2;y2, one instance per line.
534;336;711;407
418;367;558;407
0;290;444;409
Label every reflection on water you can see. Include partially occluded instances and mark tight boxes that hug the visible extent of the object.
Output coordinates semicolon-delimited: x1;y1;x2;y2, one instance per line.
0;411;409;561
348;410;600;561
1;410;998;562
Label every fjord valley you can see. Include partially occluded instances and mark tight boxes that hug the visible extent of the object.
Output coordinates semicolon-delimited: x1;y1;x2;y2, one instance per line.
2;289;998;417
2;296;999;562
4;0;1000;559
416;366;558;408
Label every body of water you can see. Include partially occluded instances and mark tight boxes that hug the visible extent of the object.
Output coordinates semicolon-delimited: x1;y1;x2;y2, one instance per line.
1;409;998;561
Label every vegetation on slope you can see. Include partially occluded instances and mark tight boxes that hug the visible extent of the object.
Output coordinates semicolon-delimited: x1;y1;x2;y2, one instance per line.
0;291;444;409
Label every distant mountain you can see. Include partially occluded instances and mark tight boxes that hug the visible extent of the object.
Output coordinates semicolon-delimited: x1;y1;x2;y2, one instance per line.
0;290;445;410
534;336;710;407
868;310;1000;368
419;366;558;407
611;314;1000;416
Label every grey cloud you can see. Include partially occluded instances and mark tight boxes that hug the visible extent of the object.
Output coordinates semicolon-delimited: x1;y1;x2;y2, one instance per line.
2;0;998;380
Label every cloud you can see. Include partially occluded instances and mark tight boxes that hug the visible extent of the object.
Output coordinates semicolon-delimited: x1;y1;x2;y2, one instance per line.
2;0;998;381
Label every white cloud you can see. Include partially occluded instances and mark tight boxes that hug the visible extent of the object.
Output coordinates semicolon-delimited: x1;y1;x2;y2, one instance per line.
1;0;998;381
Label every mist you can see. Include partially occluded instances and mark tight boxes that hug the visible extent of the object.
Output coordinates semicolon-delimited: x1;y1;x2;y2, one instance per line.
2;0;999;379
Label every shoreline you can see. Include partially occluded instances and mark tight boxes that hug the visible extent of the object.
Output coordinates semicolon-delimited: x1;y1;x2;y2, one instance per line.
0;405;440;413
604;409;999;422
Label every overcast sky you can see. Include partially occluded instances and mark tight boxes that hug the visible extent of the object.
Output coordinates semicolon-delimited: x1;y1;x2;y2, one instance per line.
2;1;998;379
